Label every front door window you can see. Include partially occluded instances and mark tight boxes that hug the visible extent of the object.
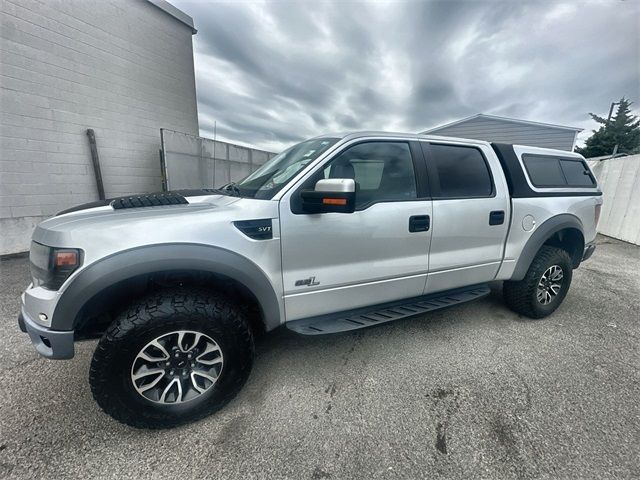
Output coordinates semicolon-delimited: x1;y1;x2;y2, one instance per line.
321;141;417;209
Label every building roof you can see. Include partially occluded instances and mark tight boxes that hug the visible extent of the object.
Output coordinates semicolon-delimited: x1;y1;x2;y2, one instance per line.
421;113;583;134
146;0;197;34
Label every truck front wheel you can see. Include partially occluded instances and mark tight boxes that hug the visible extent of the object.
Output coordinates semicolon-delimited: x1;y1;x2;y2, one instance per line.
503;246;573;319
89;288;254;429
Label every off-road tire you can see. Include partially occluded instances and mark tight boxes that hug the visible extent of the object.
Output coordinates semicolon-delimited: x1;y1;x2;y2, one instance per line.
89;288;254;429
503;246;573;319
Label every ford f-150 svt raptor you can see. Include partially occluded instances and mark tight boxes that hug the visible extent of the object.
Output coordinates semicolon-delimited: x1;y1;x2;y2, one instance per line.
18;132;601;428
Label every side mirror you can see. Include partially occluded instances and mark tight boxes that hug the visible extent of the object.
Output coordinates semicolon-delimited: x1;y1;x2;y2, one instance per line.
300;178;356;213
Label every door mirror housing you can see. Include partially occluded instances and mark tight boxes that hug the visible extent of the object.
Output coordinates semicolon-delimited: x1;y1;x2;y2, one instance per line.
300;178;356;213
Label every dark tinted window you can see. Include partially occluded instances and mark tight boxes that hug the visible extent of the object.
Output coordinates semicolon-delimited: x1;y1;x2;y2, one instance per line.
522;154;596;187
522;155;566;187
429;144;493;198
560;159;596;186
324;142;417;208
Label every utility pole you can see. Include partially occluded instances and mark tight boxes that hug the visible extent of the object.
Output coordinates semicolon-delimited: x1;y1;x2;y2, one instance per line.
606;101;620;157
606;101;620;124
212;121;217;188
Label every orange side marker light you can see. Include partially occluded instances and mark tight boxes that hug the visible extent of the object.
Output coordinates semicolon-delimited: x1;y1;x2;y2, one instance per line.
55;251;78;267
322;198;347;206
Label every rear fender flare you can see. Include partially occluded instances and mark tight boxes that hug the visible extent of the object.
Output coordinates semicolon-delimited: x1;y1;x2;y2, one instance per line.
510;214;584;281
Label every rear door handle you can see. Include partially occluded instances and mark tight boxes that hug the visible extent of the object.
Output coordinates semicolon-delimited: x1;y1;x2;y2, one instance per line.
489;210;505;226
409;215;430;232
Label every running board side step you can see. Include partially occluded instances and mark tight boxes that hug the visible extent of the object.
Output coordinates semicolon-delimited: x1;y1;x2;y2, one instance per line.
286;284;491;335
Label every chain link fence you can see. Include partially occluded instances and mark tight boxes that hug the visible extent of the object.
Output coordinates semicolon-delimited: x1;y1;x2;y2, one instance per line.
160;129;276;191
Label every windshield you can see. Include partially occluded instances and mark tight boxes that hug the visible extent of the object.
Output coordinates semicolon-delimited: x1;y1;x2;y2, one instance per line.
234;137;340;199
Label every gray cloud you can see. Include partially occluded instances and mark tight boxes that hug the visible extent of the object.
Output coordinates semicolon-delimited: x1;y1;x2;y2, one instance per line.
173;0;640;152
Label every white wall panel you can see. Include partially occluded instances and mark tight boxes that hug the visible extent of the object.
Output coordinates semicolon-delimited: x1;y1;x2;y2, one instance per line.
589;155;640;245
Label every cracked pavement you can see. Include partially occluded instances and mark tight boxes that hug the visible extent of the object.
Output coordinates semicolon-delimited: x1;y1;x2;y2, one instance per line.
0;235;638;479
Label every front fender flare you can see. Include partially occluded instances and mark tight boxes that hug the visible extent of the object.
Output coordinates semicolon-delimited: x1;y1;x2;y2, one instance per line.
52;244;283;331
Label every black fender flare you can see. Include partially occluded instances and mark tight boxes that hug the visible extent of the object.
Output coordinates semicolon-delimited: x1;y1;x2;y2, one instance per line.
52;243;282;331
510;214;584;281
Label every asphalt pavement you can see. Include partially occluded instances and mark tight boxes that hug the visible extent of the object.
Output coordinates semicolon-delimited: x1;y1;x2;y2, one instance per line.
0;235;638;479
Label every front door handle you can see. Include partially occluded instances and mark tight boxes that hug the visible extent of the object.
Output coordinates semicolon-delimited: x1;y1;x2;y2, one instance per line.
409;215;430;232
489;210;505;225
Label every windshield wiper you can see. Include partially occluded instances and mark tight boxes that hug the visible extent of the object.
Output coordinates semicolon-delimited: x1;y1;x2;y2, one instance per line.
220;182;242;196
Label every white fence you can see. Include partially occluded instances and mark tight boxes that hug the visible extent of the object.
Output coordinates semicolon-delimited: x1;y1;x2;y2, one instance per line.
160;129;276;190
589;154;640;245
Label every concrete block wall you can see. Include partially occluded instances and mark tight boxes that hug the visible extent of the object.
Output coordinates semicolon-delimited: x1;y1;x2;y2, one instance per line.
0;0;199;254
162;129;276;191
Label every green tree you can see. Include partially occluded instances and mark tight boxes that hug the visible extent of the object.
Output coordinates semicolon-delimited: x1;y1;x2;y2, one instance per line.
575;98;640;158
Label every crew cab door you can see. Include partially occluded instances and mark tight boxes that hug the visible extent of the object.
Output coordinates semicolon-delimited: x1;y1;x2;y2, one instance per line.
420;141;510;293
279;140;432;321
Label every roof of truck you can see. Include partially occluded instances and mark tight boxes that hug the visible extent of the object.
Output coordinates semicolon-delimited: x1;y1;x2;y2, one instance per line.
317;131;493;145
316;132;584;158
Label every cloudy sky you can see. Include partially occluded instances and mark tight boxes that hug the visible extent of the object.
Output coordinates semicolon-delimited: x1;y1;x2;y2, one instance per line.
172;0;639;152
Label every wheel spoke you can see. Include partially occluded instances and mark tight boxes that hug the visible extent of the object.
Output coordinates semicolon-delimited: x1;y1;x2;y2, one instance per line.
192;370;218;383
188;333;203;352
138;340;170;362
189;372;207;393
152;339;170;358
197;355;223;366
132;367;164;382
138;352;163;362
550;270;563;281
159;378;182;403
137;371;165;393
196;343;222;365
176;331;187;352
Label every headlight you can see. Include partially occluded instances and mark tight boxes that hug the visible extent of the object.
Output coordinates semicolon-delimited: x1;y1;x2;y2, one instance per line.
30;242;83;290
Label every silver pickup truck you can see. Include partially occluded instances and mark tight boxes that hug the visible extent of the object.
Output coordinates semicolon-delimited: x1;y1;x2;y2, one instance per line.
18;132;601;428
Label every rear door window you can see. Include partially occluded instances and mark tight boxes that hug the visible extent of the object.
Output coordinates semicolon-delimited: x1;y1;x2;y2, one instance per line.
429;144;493;198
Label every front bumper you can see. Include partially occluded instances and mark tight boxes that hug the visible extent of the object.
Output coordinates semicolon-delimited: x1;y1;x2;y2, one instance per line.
582;243;596;262
19;309;74;359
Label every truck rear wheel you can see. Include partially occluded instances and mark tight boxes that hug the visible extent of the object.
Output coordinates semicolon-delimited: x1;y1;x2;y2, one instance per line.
503;246;573;319
89;288;254;429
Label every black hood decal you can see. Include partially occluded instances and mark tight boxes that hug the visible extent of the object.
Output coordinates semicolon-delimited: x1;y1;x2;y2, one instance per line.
55;189;229;216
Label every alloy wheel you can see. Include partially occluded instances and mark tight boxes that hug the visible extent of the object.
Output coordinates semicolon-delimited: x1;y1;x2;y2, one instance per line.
130;330;223;404
537;265;564;305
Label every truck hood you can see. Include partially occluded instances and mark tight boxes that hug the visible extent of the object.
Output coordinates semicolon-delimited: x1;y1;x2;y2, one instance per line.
35;193;241;234
32;192;279;266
